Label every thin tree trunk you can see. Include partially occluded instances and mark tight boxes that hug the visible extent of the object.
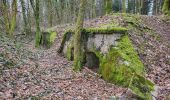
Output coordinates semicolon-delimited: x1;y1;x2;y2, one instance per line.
35;0;41;47
47;0;53;27
140;0;143;14
54;0;60;24
9;0;17;37
0;0;3;17
2;0;10;34
27;0;31;31
20;0;30;34
73;0;86;71
162;0;170;15
122;0;126;13
105;0;112;14
30;0;41;47
92;0;96;18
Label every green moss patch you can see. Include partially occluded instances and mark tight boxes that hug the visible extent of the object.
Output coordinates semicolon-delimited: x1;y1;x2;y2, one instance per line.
66;42;74;60
46;31;57;48
93;34;154;99
40;31;57;48
58;27;127;54
49;31;57;43
58;30;74;53
85;27;128;34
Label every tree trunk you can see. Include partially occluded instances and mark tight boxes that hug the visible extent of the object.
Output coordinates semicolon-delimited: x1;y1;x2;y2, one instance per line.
9;0;17;37
30;0;41;47
92;0;96;18
140;0;143;14
2;0;10;34
35;0;41;47
0;0;3;17
105;0;112;14
27;0;32;32
47;0;53;27
20;0;30;34
162;0;170;15
122;0;126;13
73;0;86;71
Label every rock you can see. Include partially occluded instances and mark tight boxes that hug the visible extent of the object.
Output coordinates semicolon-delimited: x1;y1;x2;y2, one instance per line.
41;31;57;48
151;86;159;100
58;27;126;62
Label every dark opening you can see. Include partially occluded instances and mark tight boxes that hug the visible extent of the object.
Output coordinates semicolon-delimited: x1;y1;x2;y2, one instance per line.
85;52;99;72
70;48;74;61
41;32;49;48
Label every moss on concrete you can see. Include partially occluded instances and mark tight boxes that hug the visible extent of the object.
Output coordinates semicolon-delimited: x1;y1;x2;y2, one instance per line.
41;31;57;48
116;34;145;74
85;27;128;34
58;27;127;54
59;27;154;99
92;34;154;99
58;30;74;53
66;44;73;60
49;31;57;43
46;31;57;48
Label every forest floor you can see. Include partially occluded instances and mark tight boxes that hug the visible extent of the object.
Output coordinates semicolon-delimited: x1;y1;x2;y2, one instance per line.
0;14;170;100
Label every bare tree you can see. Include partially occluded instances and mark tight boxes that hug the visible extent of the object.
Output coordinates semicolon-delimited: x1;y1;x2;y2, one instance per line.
30;0;41;47
73;0;86;71
20;0;30;34
162;0;170;15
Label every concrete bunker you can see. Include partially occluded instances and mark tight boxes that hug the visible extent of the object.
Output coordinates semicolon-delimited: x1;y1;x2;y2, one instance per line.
58;27;154;99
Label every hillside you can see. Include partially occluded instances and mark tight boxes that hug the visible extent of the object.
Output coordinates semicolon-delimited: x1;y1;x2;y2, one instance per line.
0;14;169;99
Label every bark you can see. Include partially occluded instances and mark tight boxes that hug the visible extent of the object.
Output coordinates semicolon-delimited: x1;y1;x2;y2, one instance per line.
162;0;170;15
9;0;17;36
104;0;112;14
2;0;10;34
30;0;41;47
35;0;41;47
26;0;31;32
47;0;53;27
92;0;96;18
2;0;17;36
140;0;143;14
122;0;126;13
20;0;30;34
0;0;3;17
73;0;86;71
0;1;4;31
141;0;148;15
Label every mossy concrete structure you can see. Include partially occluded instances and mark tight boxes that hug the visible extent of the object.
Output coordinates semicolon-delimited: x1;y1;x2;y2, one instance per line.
40;31;57;48
58;27;154;99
